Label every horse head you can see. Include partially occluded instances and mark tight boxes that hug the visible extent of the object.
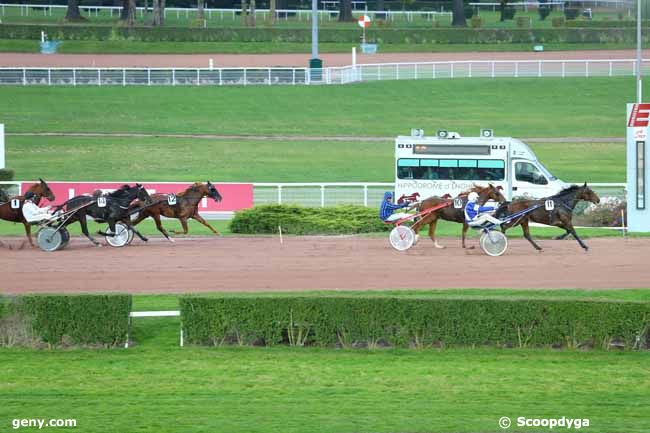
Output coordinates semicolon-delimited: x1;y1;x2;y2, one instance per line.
206;181;222;203
35;178;56;202
472;183;506;205
135;183;152;205
578;182;600;205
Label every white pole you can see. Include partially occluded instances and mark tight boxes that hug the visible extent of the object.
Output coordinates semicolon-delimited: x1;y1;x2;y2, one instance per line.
0;124;4;169
209;58;214;70
352;46;356;66
637;0;642;102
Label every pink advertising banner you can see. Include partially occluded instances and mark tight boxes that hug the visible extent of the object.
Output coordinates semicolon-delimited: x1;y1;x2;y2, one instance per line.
20;181;253;212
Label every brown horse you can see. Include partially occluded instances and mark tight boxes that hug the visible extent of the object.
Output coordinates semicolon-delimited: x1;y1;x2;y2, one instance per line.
411;184;506;249
0;179;56;247
498;183;601;252
130;182;222;241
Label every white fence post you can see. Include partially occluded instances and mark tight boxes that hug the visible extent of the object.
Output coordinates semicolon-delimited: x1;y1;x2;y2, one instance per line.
320;185;325;207
148;68;151;86
172;68;176;86
48;68;51;86
363;185;368;207
123;68;126;86
22;68;26;86
278;185;282;204
72;68;76;86
98;69;101;86
491;61;495;78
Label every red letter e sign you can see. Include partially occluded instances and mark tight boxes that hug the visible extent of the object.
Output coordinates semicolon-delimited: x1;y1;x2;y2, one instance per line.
628;103;650;127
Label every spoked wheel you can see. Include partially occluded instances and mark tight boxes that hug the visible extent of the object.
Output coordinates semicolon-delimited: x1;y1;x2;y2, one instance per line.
479;230;508;257
37;227;65;252
105;222;131;248
389;225;416;251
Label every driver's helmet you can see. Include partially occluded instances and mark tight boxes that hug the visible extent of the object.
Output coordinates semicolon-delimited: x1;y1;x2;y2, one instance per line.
383;191;393;201
467;192;479;203
24;191;37;201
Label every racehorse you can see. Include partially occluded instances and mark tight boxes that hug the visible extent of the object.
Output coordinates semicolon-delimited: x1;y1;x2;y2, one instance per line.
410;184;506;249
129;182;222;241
0;179;56;247
497;183;600;252
60;184;151;246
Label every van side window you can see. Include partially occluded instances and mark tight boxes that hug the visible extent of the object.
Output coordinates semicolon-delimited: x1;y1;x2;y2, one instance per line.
397;159;505;181
515;162;548;185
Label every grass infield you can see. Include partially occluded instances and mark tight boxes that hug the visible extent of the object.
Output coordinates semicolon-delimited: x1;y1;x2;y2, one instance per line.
1;289;649;433
0;78;638;138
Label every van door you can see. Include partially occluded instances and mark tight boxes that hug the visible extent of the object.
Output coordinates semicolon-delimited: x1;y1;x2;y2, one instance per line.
511;160;552;198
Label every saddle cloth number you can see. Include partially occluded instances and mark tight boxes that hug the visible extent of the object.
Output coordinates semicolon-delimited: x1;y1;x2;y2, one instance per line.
10;199;20;209
453;198;463;209
167;194;177;206
97;197;107;208
544;200;555;211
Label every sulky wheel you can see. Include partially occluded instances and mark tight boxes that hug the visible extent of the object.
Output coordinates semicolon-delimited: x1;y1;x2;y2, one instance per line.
389;225;416;251
480;230;508;257
36;227;64;252
105;222;131;248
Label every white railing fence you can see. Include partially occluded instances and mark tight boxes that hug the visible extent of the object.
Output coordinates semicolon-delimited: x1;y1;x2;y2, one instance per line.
2;180;626;208
1;59;649;86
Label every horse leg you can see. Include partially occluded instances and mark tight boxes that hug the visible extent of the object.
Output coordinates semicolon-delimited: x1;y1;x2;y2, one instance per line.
428;218;444;249
23;222;34;247
79;216;100;246
554;231;572;241
566;223;589;251
521;220;543;251
191;214;221;236
151;214;173;242
125;221;148;242
462;223;475;249
171;218;190;235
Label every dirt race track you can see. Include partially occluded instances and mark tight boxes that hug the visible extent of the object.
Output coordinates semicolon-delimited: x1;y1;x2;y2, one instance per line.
1;236;648;293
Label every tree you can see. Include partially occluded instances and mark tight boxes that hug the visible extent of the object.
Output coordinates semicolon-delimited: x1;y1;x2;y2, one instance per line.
269;0;276;25
152;0;161;25
241;0;248;26
249;0;256;27
197;0;204;21
119;0;136;26
499;0;508;21
451;0;466;27
64;0;85;22
338;0;353;22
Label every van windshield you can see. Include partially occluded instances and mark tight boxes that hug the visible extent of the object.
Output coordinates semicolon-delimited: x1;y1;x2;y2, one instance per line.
537;161;557;181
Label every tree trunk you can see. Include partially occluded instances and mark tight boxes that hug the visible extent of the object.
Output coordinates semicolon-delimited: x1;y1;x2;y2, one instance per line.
249;0;256;27
197;0;204;20
499;0;507;21
65;0;85;21
144;0;148;15
160;0;165;25
241;0;248;26
120;0;128;20
269;0;276;24
152;0;160;25
451;0;466;27
377;0;385;11
338;0;353;22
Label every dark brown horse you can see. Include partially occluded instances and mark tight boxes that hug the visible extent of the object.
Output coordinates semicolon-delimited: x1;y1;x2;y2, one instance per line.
411;184;506;249
498;183;601;252
130;182;222;241
0;179;56;247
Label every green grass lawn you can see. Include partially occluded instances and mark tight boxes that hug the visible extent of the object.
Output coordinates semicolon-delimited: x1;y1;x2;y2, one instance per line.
0;78;637;138
1;288;649;433
0;38;637;54
5;136;625;182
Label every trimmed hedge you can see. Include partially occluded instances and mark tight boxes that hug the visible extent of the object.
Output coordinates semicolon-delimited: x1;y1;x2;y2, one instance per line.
229;204;389;235
11;295;132;347
180;296;650;350
0;23;645;44
0;168;14;181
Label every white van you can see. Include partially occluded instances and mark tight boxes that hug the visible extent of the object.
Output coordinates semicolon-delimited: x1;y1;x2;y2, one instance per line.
394;129;569;200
